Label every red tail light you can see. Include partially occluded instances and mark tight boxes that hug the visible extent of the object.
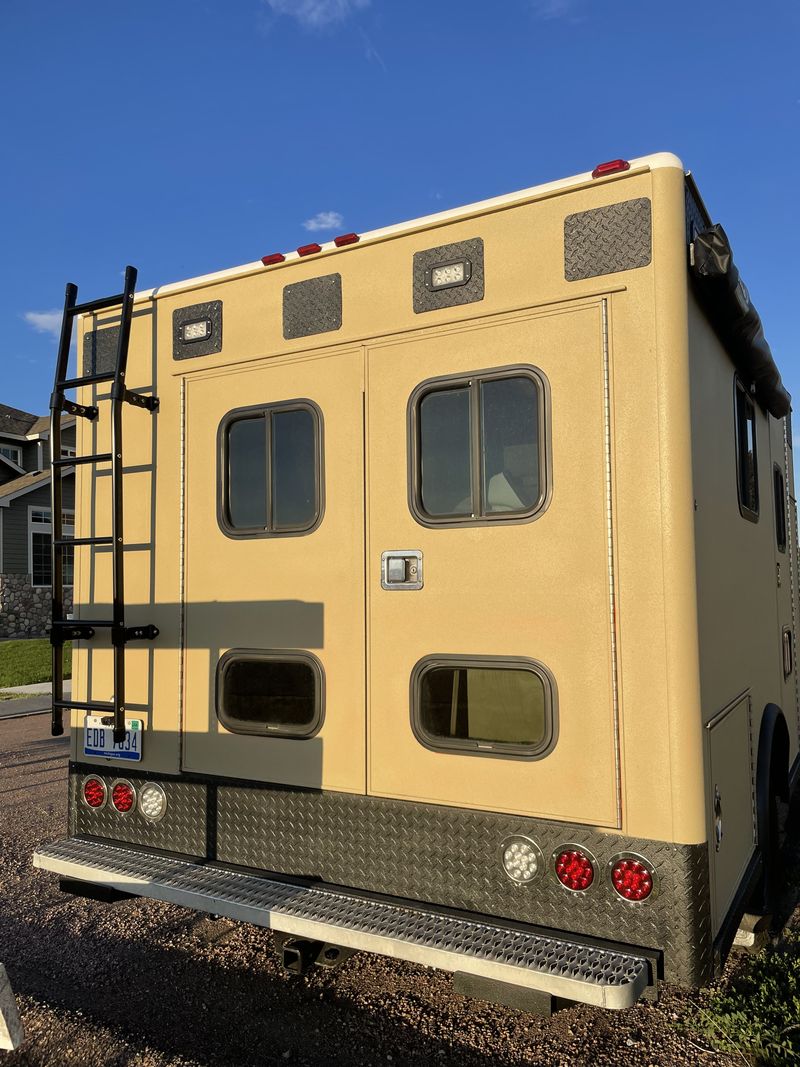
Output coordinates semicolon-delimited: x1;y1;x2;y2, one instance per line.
334;232;360;247
82;777;106;809
554;848;595;891
111;781;135;813
611;857;654;901
591;158;630;179
261;252;285;266
297;243;322;257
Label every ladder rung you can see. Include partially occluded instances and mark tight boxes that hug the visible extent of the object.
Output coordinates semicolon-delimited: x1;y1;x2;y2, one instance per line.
54;700;114;712
69;293;126;316
56;619;114;627
53;453;112;468
54;537;113;547
61;373;116;389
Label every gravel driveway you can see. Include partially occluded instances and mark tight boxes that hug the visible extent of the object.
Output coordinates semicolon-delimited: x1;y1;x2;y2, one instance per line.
0;715;759;1066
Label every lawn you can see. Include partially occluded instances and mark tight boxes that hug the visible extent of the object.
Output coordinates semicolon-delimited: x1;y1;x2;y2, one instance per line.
0;639;71;688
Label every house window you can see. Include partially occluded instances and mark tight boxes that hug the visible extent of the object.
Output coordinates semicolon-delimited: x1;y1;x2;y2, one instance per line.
0;445;22;466
774;465;787;553
411;655;556;759
29;507;74;587
216;649;324;738
61;447;77;459
735;378;759;521
409;367;547;526
218;401;323;537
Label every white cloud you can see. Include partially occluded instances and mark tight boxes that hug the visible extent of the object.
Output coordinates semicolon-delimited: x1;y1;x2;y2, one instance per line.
264;0;369;30
529;0;579;18
23;310;62;338
303;210;344;232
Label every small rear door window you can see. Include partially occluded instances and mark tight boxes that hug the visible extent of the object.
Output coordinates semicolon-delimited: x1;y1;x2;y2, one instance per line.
216;650;324;738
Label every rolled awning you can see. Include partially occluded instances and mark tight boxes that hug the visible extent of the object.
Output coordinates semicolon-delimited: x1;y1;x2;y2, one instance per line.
690;224;790;419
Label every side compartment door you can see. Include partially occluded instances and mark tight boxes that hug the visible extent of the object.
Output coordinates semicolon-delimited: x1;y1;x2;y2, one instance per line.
366;304;620;826
182;349;366;793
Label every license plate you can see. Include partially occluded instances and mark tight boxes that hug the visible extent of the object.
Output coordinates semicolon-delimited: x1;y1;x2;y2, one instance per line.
83;715;143;761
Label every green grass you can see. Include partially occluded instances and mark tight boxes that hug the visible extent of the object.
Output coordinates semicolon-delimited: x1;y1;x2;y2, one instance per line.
0;639;71;688
685;925;800;1065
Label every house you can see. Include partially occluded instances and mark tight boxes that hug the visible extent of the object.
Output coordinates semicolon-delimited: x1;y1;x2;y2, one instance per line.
0;403;75;637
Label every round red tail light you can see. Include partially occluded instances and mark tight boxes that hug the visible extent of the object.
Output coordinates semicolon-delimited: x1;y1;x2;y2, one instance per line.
554;848;595;891
111;781;135;814
82;777;106;809
611;857;654;901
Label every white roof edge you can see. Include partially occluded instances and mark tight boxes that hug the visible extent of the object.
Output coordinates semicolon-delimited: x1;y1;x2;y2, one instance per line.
132;152;685;307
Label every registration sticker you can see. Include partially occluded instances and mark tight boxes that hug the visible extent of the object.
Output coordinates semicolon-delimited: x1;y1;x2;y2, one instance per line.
83;715;143;761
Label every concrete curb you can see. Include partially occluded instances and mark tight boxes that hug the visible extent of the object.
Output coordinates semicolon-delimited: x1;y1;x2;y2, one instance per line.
0;963;24;1051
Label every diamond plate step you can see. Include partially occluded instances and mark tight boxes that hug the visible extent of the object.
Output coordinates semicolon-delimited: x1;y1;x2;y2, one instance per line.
35;838;651;1009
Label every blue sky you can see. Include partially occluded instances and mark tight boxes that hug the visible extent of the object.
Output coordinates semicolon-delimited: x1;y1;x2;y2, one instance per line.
1;0;798;417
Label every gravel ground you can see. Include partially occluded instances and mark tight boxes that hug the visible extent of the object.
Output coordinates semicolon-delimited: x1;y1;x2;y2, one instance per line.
1;714;790;1067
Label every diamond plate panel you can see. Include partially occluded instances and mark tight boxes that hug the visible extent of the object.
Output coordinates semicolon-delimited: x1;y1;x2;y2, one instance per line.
36;837;650;1007
564;198;652;281
82;326;119;377
282;274;342;340
67;767;711;987
685;182;709;244
413;238;484;314
172;300;223;360
69;766;206;856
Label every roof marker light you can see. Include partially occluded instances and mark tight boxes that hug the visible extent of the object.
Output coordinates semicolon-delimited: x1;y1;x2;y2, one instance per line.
592;158;630;179
261;252;286;266
297;243;322;257
334;232;360;247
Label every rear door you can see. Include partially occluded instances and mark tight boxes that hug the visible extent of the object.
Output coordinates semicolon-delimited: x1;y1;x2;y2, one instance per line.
182;348;366;793
366;303;620;826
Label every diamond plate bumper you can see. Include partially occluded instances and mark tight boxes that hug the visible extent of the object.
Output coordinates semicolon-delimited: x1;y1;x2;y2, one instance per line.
35;837;651;1009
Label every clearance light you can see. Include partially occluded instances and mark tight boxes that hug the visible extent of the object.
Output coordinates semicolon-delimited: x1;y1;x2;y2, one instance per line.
334;232;360;247
554;847;595;891
502;836;542;884
610;856;654;901
297;243;322;257
111;781;136;814
82;777;106;809
591;158;630;179
261;252;286;266
138;782;167;823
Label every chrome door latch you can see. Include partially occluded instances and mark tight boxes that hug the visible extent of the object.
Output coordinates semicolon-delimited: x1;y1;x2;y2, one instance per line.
381;551;423;591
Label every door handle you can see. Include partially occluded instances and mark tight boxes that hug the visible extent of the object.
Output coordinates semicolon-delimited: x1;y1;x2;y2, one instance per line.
381;551;423;590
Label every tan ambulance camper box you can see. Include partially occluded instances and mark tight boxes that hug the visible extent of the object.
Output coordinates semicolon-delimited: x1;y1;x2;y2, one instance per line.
35;153;799;1013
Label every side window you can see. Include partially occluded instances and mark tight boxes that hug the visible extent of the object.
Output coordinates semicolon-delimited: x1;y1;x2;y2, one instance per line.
409;367;547;525
735;379;759;521
219;401;322;537
216;650;324;738
411;656;556;759
774;465;787;553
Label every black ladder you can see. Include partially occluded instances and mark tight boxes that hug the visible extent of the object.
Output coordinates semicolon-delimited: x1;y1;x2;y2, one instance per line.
50;266;159;743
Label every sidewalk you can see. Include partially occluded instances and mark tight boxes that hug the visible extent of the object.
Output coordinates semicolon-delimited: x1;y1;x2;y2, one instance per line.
0;680;71;719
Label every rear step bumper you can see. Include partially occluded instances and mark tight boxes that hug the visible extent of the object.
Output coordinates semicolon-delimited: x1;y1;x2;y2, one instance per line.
35;838;651;1010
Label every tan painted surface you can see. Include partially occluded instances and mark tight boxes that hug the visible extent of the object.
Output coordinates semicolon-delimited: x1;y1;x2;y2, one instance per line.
68;154;797;865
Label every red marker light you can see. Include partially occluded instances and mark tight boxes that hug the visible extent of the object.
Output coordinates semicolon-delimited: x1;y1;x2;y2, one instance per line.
611;857;654;901
591;158;630;179
261;252;285;266
297;243;322;257
334;233;360;247
555;848;595;891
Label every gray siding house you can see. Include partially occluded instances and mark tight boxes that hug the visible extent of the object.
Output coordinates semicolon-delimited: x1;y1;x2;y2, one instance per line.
0;404;75;637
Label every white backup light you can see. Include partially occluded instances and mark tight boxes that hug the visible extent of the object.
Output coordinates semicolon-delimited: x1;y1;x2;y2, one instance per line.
501;836;542;884
138;782;167;822
181;319;211;343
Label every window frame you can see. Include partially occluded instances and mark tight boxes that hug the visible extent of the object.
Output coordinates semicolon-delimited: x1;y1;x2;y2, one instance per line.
407;364;551;529
217;399;324;540
215;648;325;739
774;463;787;553
734;377;759;523
409;654;558;761
0;444;23;466
28;506;74;588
